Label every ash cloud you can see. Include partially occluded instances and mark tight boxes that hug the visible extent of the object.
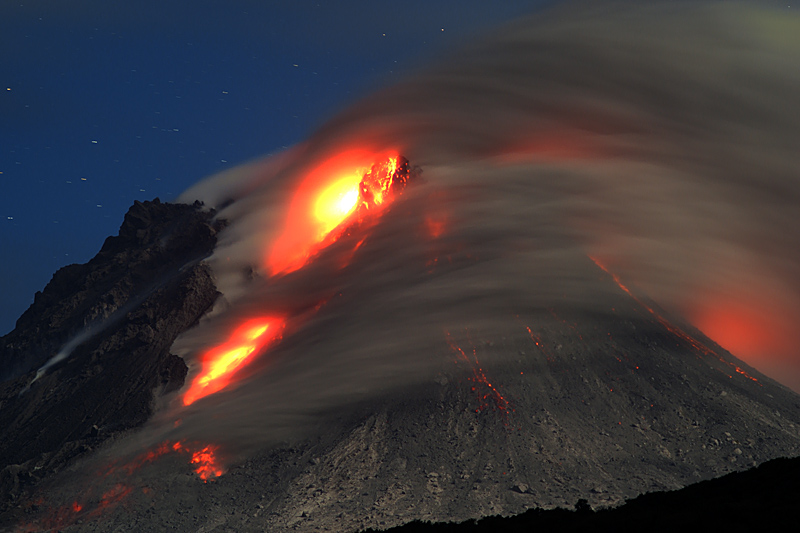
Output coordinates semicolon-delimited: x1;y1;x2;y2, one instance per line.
159;1;800;453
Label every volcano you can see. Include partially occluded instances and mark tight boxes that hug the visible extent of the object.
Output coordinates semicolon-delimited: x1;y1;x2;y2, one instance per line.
3;2;800;532
1;195;800;532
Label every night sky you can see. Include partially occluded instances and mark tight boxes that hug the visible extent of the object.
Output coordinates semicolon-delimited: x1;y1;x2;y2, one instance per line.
0;0;549;335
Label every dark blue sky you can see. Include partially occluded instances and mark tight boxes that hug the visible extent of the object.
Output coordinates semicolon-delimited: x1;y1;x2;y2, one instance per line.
1;0;549;334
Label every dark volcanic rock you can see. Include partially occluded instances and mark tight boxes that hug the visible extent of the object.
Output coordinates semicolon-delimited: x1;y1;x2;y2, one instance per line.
0;199;222;503
368;454;800;532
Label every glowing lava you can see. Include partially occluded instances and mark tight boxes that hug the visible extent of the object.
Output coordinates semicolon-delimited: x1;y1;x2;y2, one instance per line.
314;176;361;237
185;152;412;406
445;330;512;421
267;150;408;275
21;439;224;531
183;317;285;406
190;445;225;482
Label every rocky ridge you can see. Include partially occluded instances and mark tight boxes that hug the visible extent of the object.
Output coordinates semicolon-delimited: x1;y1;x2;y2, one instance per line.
0;199;222;505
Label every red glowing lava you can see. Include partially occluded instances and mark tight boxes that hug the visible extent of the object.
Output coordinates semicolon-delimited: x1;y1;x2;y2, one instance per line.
445;331;512;420
266;150;408;275
184;152;413;407
103;440;225;482
183;317;285;406
94;484;133;514
190;445;225;482
21;439;223;531
23;150;417;530
526;326;555;363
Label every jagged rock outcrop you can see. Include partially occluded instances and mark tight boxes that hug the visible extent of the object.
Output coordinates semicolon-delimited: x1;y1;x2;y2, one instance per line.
0;199;222;502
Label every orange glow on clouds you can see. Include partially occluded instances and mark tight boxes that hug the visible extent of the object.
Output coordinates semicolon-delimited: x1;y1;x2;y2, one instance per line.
691;293;797;369
266;149;399;275
425;215;446;239
493;129;603;164
590;256;761;383
696;305;772;356
183;317;285;406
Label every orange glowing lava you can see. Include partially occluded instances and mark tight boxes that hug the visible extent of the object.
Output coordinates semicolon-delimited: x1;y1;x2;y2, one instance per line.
183;317;285;406
190;445;225;482
445;331;512;420
185;152;411;406
266;150;406;275
22;439;225;531
314;175;361;237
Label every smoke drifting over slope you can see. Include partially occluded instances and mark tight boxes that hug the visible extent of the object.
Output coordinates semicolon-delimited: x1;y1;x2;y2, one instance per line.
163;1;800;454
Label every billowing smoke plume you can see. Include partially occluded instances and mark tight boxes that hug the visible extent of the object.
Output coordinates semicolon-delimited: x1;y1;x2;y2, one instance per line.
149;1;800;455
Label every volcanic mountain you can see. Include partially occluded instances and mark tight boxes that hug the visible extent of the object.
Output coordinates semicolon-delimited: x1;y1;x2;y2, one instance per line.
4;3;800;532
1;197;799;532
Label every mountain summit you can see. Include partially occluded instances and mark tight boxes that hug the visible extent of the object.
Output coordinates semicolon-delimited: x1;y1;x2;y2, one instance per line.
0;199;221;503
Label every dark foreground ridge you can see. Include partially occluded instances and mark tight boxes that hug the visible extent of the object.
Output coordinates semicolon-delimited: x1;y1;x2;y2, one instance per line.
0;199;222;504
368;454;799;532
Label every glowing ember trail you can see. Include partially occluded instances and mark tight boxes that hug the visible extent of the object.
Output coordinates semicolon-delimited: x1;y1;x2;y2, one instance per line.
526;326;555;363
101;440;225;483
267;151;410;275
589;256;760;384
20;440;223;531
445;330;512;420
183;317;286;406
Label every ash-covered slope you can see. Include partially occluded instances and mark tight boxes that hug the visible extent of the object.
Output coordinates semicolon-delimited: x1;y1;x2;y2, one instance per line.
0;199;222;503
227;265;800;533
40;253;800;533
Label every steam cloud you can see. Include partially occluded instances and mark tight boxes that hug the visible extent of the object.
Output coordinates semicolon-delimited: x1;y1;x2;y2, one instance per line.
144;1;800;455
